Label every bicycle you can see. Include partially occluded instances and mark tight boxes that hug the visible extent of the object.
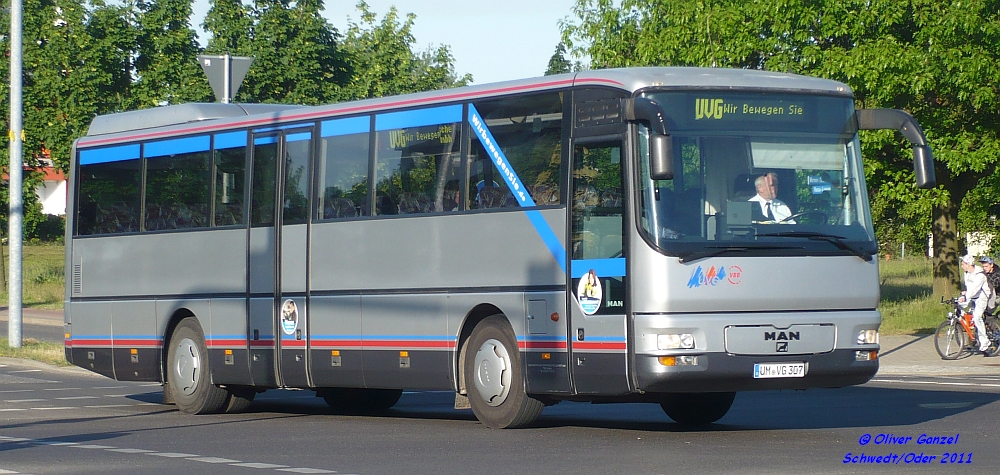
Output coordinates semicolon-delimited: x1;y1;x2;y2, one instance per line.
934;297;1000;360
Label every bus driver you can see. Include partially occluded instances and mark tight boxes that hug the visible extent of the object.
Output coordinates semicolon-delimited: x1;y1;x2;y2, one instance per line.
749;172;795;223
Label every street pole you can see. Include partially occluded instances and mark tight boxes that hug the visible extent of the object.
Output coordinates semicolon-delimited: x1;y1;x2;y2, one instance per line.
8;0;25;348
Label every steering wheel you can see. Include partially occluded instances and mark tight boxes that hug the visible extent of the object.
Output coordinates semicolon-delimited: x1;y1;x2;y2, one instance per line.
780;210;828;224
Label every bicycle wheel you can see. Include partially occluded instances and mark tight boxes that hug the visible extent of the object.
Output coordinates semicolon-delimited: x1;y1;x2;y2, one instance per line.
935;321;967;360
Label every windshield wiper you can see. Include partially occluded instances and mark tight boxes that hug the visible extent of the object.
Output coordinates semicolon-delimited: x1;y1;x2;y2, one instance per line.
756;231;873;262
676;245;803;264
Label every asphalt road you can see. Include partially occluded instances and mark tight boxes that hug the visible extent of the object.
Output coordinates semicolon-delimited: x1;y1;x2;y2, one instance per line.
1;358;999;475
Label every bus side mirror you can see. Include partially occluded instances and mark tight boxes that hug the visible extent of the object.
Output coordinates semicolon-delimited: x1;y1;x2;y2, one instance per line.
913;145;935;189
623;97;674;181
856;108;936;189
649;134;674;180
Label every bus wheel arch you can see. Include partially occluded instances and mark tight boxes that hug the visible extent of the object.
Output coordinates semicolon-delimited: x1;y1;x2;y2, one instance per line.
462;314;544;428
164;315;229;414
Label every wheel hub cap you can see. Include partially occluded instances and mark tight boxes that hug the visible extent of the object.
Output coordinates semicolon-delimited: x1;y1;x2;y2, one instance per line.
473;338;511;407
173;337;200;396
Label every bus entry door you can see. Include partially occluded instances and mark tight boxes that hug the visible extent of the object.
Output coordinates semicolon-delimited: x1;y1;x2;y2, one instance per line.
248;130;313;388
568;140;631;395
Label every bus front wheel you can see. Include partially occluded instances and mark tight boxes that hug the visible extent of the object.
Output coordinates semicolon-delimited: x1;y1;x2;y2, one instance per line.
463;315;544;429
166;318;229;414
660;391;736;425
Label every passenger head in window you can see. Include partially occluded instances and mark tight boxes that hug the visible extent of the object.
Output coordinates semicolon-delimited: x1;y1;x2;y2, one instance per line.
749;172;794;223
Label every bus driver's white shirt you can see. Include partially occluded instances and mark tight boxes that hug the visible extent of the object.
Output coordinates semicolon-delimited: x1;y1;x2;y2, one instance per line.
749;194;794;223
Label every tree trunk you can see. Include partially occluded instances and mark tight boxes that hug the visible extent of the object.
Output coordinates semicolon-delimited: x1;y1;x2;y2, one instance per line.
932;198;962;298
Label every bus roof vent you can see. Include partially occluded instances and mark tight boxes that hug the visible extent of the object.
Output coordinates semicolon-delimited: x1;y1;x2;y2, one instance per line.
86;103;303;137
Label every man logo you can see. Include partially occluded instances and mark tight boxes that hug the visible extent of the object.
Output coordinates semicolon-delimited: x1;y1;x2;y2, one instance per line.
764;331;800;341
695;98;737;120
776;342;789;352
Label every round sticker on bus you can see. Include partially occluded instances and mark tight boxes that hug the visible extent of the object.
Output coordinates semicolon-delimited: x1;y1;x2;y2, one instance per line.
576;269;603;315
281;299;298;335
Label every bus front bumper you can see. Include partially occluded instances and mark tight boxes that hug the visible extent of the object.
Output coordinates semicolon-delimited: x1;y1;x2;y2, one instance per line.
634;349;879;393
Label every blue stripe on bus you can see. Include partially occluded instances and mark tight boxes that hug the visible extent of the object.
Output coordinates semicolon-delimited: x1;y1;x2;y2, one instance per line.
254;136;278;145
469;104;566;273
375;104;463;131
214;131;247;150
576;335;627;342
321;116;370;137
571;258;626;278
144;135;210;158
286;132;311;143
79;144;140;165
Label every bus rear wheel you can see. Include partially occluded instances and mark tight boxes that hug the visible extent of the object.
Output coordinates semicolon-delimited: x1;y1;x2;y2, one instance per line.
463;315;544;429
166;318;229;414
318;388;402;413
660;392;736;425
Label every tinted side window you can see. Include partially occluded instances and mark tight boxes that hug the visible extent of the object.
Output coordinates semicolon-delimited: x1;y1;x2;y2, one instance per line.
283;133;313;225
469;92;564;209
214;131;247;226
317;117;370;220
144;136;212;231
251;137;278;227
374;106;462;215
77;144;141;235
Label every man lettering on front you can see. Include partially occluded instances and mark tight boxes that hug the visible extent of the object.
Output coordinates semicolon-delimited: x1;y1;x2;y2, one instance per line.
749;172;794;223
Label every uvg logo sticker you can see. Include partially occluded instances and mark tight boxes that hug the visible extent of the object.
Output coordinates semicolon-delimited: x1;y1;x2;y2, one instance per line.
687;265;742;288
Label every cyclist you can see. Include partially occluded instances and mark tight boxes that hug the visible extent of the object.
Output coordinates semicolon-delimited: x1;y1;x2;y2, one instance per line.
980;256;999;314
959;255;993;356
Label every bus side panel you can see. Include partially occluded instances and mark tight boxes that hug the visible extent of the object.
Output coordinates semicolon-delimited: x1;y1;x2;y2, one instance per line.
309;295;364;388
71;230;247;299
111;300;159;381
361;294;452;390
207;297;252;386
66;301;115;379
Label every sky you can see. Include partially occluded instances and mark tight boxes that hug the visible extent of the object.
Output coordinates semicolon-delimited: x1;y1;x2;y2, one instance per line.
190;0;581;86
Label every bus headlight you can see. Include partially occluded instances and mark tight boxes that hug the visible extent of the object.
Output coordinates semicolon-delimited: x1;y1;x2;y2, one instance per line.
857;329;879;345
657;333;695;350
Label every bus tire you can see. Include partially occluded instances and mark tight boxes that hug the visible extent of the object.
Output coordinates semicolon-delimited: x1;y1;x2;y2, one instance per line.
464;315;544;429
224;386;257;413
166;318;229;414
318;388;402;413
660;391;736;425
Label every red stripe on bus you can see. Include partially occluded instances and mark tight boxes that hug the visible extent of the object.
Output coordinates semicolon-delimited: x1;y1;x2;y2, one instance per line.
310;340;364;348
249;340;276;347
206;340;247;347
573;342;627;351
362;340;455;349
518;341;568;349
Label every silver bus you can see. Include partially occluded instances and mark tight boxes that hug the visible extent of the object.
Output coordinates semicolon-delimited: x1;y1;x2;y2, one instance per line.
65;67;934;428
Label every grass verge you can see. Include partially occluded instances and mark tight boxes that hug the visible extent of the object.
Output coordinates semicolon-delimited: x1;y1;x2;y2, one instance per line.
877;257;939;335
2;242;65;310
0;338;70;367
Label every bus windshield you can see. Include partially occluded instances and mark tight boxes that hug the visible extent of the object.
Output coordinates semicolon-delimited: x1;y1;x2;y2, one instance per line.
637;92;875;259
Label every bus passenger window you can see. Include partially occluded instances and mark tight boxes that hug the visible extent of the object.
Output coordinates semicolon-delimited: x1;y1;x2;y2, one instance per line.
469;92;564;209
374;120;462;215
317;128;369;220
214;143;246;226
77;153;142;235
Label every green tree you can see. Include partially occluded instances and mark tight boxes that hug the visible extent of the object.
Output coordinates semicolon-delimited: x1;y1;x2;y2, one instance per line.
131;0;212;108
563;0;1000;296
339;1;471;100
545;42;573;76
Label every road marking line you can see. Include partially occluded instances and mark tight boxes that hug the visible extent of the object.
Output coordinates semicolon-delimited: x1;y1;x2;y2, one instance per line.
37;442;77;446
276;469;336;474
188;457;241;463
102;395;129;398
108;448;156;454
71;444;116;449
56;396;99;400
30;407;73;411
6;399;45;403
0;409;26;412
8;370;41;374
871;379;999;388
84;404;135;409
0;437;31;442
92;386;126;389
150;453;199;458
0;390;34;394
43;388;81;391
0;469;21;474
230;463;290;469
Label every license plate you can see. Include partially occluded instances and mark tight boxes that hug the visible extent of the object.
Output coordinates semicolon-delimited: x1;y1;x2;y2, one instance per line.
754;362;805;378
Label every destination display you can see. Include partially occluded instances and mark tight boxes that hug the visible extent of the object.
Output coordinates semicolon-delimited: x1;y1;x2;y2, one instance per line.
647;92;855;134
